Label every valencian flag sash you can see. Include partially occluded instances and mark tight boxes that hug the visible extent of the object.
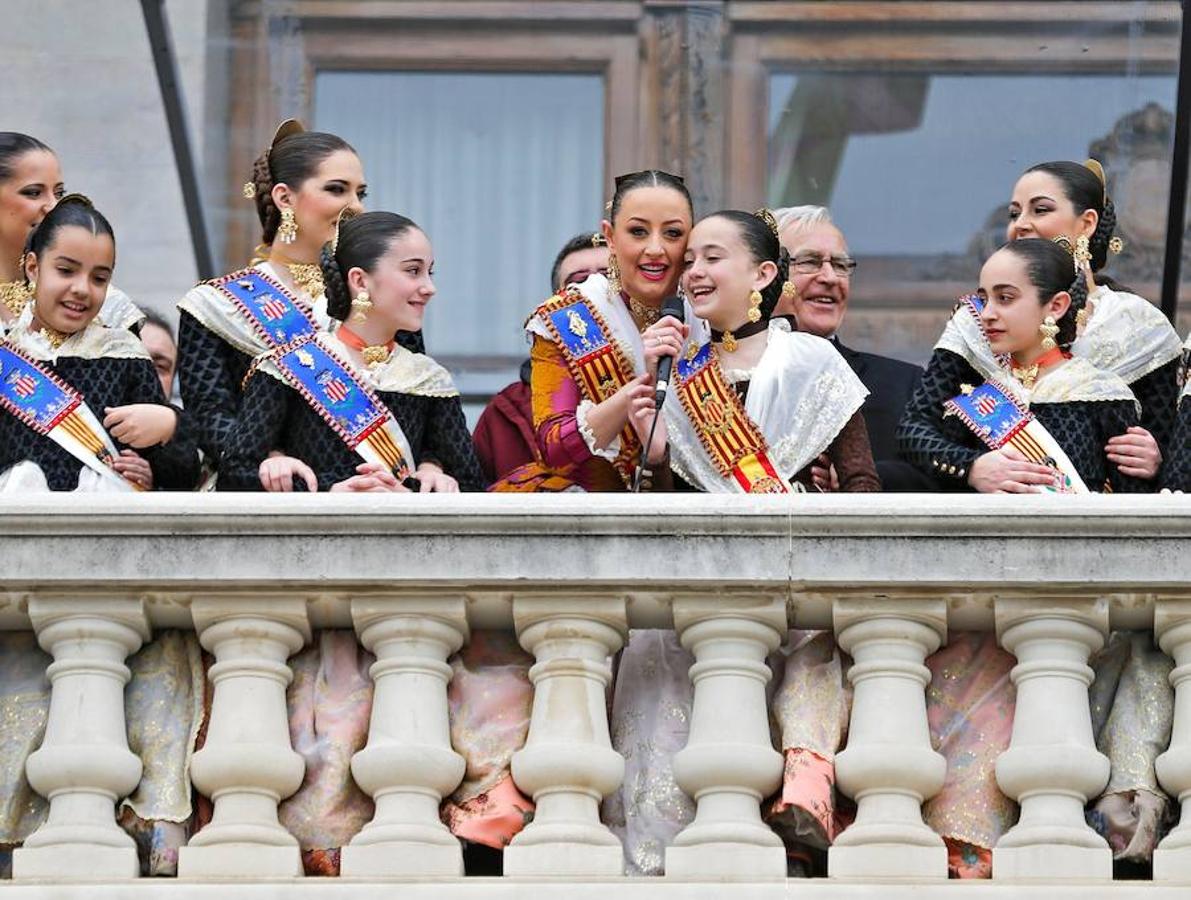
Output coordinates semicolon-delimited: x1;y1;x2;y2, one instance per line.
212;269;316;348
269;336;412;479
538;289;640;484
0;344;139;491
945;380;1089;493
674;342;791;494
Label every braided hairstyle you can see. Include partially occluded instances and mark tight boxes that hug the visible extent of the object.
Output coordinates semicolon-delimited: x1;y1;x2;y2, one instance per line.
318;211;419;321
608;169;692;223
703;210;791;320
1000;238;1087;351
0;132;54;182
250;131;355;246
1024;161;1118;273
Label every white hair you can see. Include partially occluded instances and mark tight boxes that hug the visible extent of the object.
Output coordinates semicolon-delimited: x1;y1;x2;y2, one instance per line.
772;205;833;233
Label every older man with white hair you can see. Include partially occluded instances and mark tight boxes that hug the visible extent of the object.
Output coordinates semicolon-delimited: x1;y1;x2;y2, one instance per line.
773;205;935;491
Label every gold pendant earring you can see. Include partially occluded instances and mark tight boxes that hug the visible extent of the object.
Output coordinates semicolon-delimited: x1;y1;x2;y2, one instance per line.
747;289;763;323
1039;315;1059;352
1073;235;1092;269
351;289;372;323
276;208;298;244
781;281;798;302
606;254;621;295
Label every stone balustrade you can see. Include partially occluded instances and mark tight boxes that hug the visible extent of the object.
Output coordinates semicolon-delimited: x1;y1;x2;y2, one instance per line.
0;493;1189;897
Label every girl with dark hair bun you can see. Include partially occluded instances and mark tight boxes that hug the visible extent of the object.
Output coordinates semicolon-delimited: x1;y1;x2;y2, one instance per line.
218;211;482;493
0;132;145;333
0;195;198;492
900;239;1144;495
176;120;371;482
502;169;708;492
939;158;1183;484
653;209;878;493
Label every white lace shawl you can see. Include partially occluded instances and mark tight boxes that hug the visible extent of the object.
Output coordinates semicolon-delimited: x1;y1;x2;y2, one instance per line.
935;286;1183;388
664;319;868;492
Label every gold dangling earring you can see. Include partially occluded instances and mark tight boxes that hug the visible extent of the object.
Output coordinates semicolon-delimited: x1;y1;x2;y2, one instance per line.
781;281;798;302
606;254;622;295
1073;235;1092;270
747;289;763;323
276;208;298;245
1039;315;1059;352
351;290;372;323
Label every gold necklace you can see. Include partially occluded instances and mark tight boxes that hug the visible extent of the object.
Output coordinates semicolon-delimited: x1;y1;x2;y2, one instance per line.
287;263;324;299
38;325;70;349
627;294;662;327
0;280;31;317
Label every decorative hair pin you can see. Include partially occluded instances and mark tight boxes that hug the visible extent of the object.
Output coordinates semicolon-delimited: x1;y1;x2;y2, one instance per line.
246;118;307;201
330;206;357;254
754;207;780;239
1083;158;1108;203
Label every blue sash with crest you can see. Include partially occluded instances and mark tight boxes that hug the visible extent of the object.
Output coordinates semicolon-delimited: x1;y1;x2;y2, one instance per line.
270;336;411;478
211;270;316;348
0;344;136;490
945;380;1088;493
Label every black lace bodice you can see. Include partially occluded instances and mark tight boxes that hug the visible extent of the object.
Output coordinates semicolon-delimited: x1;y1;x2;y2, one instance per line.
0;355;199;491
897;348;1147;493
1131;356;1180;454
1163;396;1190;492
177;311;253;466
217;369;485;492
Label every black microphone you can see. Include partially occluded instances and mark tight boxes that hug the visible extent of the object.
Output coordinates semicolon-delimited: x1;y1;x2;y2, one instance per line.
653;294;685;406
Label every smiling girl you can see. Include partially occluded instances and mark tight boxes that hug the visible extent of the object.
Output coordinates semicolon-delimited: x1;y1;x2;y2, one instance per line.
0;195;197;491
504;169;707;492
217;211;482;493
932;159;1182;485
176;120;368;478
654;208;877;493
900;239;1144;494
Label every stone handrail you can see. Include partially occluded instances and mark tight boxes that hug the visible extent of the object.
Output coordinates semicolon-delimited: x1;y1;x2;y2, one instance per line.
0;493;1189;893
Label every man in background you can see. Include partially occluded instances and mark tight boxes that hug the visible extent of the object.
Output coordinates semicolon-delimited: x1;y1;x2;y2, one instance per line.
473;233;609;486
774;206;935;491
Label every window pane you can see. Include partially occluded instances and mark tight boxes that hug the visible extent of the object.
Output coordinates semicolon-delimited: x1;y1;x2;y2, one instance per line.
315;71;604;402
766;31;1184;363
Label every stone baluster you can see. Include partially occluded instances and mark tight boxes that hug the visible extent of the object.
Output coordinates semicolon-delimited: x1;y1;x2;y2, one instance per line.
1154;598;1191;881
340;595;468;876
177;596;309;877
992;597;1111;880
665;595;786;879
13;597;149;879
828;599;947;878
504;596;626;876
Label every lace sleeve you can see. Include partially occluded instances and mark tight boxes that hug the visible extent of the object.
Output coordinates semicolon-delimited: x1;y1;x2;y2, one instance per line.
896;348;984;487
828;411;881;492
1129;356;1180;453
1162;396;1191;493
120;357;201;491
177;310;250;465
421;395;487;491
215;372;293;491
